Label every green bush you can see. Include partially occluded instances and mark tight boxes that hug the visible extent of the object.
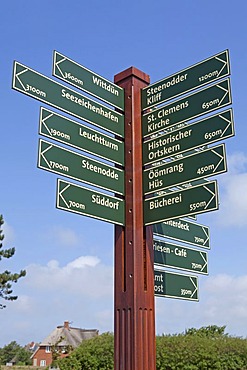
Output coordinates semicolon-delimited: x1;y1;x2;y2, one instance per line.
56;356;81;370
57;328;247;370
156;334;247;370
57;332;114;370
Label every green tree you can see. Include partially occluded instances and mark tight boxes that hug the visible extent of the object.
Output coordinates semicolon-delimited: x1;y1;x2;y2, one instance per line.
0;341;32;366
0;214;26;309
185;324;228;338
0;341;21;365
15;346;32;365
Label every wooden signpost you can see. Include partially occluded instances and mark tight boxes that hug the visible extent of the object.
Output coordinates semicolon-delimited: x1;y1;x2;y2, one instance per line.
114;68;156;370
12;50;235;370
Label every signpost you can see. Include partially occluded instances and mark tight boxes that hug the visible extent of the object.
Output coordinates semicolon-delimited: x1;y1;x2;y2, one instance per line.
142;50;230;109
12;61;124;137
53;51;124;110
114;67;155;370
39;107;124;166
153;219;210;249
154;269;198;301
144;180;219;225
154;239;208;274
143;144;227;195
56;179;125;225
142;79;232;138
12;50;236;370
143;109;234;164
38;139;124;194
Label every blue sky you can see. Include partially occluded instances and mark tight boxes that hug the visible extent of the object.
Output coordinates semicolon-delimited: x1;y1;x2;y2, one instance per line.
1;0;247;346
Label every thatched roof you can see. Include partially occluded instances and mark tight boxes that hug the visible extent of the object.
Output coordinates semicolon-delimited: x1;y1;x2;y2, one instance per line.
40;321;98;348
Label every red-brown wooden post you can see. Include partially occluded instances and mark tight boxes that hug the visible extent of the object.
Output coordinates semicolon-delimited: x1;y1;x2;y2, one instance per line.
114;67;156;370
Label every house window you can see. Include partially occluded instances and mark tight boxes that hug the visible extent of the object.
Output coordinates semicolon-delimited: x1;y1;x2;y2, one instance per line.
40;359;46;366
46;346;51;353
61;346;67;353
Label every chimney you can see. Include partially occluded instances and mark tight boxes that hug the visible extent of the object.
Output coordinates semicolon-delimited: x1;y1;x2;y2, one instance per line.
64;321;70;329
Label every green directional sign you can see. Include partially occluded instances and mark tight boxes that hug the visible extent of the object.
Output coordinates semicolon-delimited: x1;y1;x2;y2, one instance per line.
57;179;125;225
38;139;124;195
143;109;234;164
154;269;198;301
53;51;124;110
154;239;208;274
142;79;232;138
142;50;230;110
12;61;124;137
154;180;210;222
144;180;218;226
39;107;124;166
153;218;210;249
143;144;226;195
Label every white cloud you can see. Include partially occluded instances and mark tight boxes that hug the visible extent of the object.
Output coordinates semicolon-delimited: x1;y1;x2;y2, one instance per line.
217;172;247;226
226;152;247;175
49;226;80;247
201;274;247;334
47;260;60;269
95;309;114;332
12;295;35;313
66;255;100;269
214;151;247;226
2;221;15;245
25;255;112;298
0;255;114;346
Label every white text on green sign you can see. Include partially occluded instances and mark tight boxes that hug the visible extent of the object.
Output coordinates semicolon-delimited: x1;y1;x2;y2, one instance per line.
153;218;210;249
144;180;218;226
154;239;208;274
53;51;124;110
39;107;124;166
38;139;124;195
142;50;230;110
12;61;124;137
143;109;234;165
57;179;125;226
154;269;198;301
142;79;231;138
143;144;226;195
